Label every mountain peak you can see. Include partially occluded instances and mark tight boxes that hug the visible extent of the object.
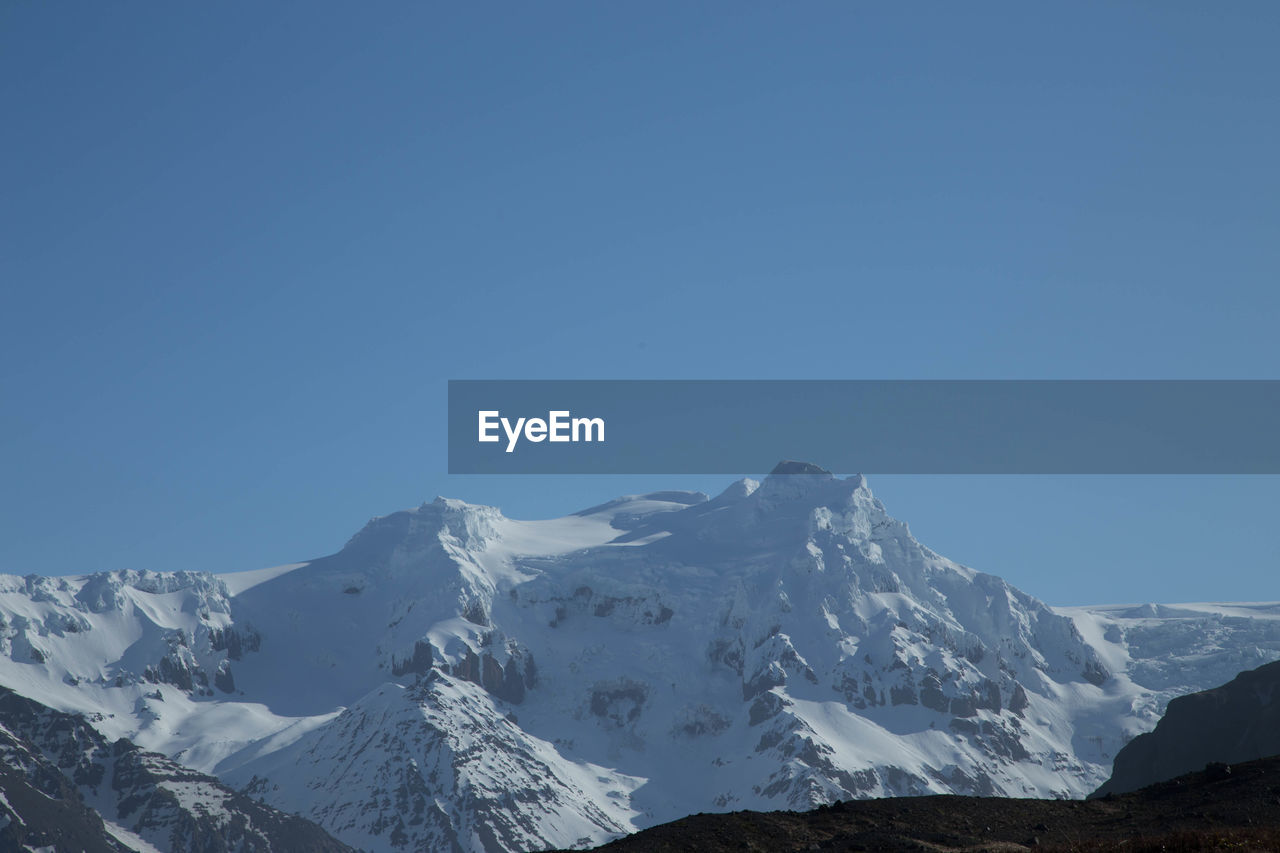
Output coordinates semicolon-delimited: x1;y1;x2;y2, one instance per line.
769;460;833;477
338;498;504;563
754;462;866;507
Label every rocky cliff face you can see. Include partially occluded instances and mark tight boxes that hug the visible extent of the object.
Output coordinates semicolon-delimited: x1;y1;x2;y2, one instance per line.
1094;659;1280;796
0;724;129;852
0;687;352;852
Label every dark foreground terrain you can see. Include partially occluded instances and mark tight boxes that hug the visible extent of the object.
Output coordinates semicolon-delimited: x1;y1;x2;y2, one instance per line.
567;755;1280;852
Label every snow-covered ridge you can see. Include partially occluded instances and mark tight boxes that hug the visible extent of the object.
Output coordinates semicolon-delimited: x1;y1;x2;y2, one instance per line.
1;466;1278;852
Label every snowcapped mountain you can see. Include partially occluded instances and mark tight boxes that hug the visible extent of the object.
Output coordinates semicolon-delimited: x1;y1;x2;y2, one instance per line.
1;463;1278;852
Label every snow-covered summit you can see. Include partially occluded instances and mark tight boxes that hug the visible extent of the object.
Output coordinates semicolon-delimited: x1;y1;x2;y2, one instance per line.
340;497;506;563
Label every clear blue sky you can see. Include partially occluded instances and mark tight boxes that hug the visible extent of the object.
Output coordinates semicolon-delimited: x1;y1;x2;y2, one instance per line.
2;2;1276;604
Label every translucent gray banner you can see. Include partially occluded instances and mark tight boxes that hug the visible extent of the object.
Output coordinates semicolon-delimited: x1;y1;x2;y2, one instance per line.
447;380;1280;474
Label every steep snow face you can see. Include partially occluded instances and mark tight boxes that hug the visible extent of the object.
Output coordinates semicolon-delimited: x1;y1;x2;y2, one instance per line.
473;471;1118;813
236;674;641;853
1;468;1279;853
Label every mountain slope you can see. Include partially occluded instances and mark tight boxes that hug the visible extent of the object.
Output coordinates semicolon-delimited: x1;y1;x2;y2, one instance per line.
1;464;1278;852
239;675;640;853
0;728;129;853
0;687;352;852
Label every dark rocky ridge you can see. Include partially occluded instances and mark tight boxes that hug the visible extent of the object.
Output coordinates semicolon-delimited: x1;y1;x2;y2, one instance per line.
1094;659;1280;797
0;687;352;853
0;754;129;852
560;754;1280;852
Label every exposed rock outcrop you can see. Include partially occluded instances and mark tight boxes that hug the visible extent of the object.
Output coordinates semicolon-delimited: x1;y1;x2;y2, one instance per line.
1094;659;1280;796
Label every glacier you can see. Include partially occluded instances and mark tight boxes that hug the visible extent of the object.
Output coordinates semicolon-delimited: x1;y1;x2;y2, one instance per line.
1;464;1278;852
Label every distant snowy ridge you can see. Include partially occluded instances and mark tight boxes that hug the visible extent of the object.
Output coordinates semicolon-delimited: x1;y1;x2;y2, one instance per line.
1;463;1278;852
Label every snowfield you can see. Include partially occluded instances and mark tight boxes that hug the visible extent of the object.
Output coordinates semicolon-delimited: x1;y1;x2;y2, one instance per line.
1;467;1278;852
